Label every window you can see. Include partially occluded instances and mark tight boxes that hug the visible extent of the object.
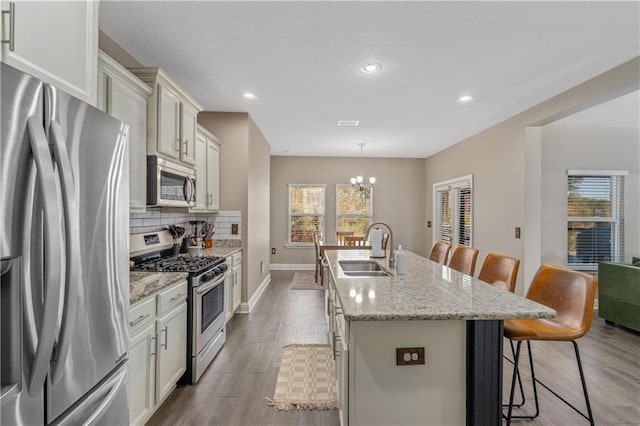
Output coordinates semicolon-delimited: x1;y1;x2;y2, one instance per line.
288;184;325;246
567;170;626;271
433;175;473;247
336;184;373;236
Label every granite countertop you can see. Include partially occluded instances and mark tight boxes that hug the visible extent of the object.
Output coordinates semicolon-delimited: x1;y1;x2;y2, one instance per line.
325;249;556;322
130;271;188;305
200;246;241;258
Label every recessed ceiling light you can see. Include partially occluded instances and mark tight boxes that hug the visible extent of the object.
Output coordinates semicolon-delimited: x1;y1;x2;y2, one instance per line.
337;120;359;127
457;95;475;104
242;92;257;101
360;62;381;73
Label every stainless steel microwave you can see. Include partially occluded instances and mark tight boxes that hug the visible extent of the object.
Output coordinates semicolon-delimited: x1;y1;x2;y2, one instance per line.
147;156;196;207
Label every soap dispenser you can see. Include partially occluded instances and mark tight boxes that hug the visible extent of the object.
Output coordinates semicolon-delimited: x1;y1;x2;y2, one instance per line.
395;245;405;275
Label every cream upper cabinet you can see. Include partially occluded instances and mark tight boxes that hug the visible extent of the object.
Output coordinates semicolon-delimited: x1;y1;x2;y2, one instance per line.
1;0;98;105
128;67;203;168
157;85;181;160
191;124;221;212
97;51;152;212
180;103;197;165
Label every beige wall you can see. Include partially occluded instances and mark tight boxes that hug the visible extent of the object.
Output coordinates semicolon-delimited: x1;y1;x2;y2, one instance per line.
540;124;640;266
198;112;271;307
424;57;639;295
98;30;144;67
247;116;271;298
270;156;426;265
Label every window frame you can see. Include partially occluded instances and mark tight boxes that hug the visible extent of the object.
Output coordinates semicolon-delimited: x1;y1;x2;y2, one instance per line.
335;184;374;237
433;175;473;248
287;183;326;248
566;170;626;271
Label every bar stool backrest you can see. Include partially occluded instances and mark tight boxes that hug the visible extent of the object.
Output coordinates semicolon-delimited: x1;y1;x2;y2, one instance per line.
527;265;598;336
428;241;451;264
477;252;520;293
448;246;480;276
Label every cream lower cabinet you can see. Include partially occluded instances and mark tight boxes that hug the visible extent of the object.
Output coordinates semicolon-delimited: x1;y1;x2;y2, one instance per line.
191;125;221;212
328;273;349;426
128;280;187;426
1;0;98;105
97;51;152;211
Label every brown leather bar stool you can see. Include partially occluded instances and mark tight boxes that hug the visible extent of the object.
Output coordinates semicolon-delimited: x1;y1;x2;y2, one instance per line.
447;246;479;276
477;252;520;292
503;265;597;425
428;240;451;264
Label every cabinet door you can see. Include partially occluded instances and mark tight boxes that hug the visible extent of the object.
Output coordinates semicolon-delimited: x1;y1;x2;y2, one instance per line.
191;132;207;211
156;303;187;403
1;0;98;105
128;323;156;426
337;338;349;426
180;103;197;166
206;140;220;211
108;76;149;211
157;85;181;159
232;265;242;312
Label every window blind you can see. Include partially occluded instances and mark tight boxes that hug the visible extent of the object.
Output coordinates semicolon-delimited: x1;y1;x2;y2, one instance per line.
434;175;473;247
567;173;625;269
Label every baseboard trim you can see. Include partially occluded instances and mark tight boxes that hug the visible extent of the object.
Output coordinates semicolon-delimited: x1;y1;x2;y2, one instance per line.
238;273;271;313
270;263;315;271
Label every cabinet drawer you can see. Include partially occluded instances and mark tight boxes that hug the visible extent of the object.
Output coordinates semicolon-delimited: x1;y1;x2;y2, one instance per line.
157;280;188;315
129;297;156;333
230;251;242;266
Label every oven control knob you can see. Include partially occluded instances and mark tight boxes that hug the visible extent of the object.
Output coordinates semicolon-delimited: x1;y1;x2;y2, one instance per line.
219;264;228;273
203;273;215;282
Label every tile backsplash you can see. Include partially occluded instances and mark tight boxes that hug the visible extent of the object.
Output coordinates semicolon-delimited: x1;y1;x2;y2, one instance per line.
129;210;242;240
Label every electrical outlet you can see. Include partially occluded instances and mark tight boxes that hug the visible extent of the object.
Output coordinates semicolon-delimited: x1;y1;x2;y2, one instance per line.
260;261;265;274
515;227;521;239
271;248;276;255
427;220;432;228
395;347;425;366
231;224;238;235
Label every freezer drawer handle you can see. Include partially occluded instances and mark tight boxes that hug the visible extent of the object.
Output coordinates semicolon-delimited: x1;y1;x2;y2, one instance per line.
129;314;150;327
1;3;15;51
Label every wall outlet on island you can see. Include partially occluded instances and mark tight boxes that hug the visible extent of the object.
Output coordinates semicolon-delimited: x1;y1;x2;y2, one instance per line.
395;347;425;366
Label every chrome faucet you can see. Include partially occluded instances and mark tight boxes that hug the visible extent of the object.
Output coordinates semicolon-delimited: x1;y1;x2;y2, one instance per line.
365;221;394;268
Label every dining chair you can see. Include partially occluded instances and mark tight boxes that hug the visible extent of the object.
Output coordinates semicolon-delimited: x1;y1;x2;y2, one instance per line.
447;246;479;276
503;265;597;425
381;233;390;250
344;235;365;246
477;252;520;292
336;231;354;244
428;241;451;264
313;232;322;283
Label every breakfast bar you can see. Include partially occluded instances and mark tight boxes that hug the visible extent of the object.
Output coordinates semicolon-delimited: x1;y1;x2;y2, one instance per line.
324;249;555;426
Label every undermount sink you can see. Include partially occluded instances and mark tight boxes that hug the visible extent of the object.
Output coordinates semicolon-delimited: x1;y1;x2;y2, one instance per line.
339;260;392;277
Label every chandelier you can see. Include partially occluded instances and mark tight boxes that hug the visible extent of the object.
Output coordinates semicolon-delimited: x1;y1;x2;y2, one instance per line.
350;143;376;191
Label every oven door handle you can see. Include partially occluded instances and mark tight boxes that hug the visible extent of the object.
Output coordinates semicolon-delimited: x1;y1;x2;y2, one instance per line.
195;273;225;295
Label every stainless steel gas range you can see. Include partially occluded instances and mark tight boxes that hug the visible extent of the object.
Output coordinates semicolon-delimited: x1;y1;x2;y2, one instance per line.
130;231;227;383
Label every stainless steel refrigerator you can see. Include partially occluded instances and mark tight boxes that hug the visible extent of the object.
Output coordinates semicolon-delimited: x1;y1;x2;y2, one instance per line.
1;63;130;425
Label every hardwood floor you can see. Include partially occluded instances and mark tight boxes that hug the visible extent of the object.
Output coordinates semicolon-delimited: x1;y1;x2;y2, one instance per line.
148;270;640;426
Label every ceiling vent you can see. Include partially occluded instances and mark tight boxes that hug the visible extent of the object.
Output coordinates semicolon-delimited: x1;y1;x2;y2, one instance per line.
337;120;359;127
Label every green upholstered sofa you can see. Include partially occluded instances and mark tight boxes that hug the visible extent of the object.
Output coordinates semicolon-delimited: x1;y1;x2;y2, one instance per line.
598;259;640;332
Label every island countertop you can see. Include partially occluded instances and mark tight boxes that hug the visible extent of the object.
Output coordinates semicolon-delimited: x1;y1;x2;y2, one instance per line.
325;249;555;321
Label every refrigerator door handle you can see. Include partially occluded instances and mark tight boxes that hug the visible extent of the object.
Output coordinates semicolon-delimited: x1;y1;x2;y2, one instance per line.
48;121;81;384
25;116;63;394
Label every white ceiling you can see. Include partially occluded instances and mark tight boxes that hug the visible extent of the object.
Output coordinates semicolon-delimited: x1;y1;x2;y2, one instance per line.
99;1;639;158
552;90;640;128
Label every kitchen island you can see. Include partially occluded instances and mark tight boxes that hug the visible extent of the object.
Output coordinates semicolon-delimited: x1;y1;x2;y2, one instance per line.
324;249;555;426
